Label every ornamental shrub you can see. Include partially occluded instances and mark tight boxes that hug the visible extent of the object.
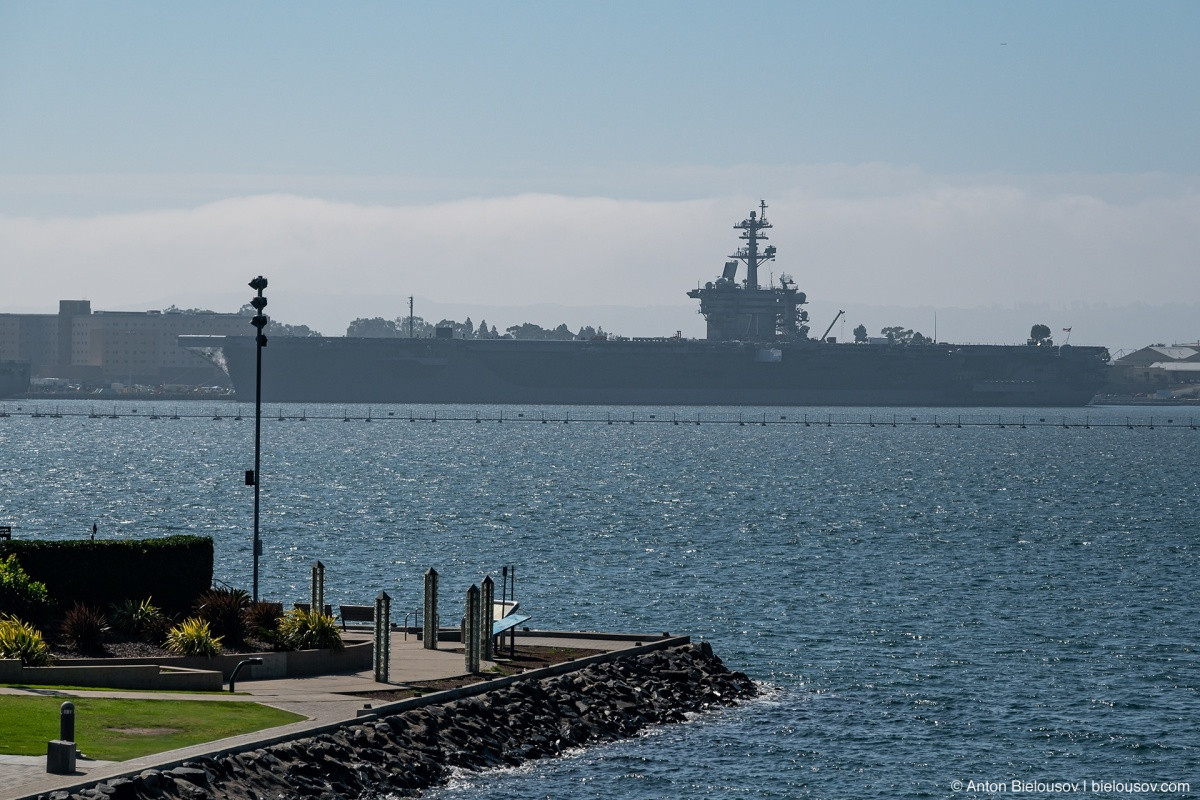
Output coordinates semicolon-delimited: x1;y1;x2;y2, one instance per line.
243;601;284;639
0;613;52;666
109;597;167;641
165;617;223;657
0;554;52;623
194;587;250;647
61;603;108;652
278;608;343;652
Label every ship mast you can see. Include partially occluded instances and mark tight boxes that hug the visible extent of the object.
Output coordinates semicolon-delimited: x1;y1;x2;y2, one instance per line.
731;200;776;289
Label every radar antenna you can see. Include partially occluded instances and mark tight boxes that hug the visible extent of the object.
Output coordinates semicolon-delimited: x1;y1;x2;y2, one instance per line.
731;200;776;289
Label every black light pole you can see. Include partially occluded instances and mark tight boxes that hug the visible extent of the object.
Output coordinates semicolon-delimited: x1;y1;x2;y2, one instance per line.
248;276;269;602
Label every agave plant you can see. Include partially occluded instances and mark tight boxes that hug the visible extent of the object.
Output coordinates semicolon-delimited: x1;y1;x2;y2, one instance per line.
278;608;343;652
0;613;52;666
109;597;166;640
164;617;223;657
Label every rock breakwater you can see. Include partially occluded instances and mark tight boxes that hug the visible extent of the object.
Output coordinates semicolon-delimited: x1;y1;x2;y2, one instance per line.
41;642;756;800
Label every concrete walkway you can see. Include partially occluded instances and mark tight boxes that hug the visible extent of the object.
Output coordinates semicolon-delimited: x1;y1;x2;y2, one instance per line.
0;630;655;800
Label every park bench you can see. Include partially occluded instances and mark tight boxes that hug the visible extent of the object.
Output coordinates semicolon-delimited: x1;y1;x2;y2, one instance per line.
293;602;333;616
339;604;375;630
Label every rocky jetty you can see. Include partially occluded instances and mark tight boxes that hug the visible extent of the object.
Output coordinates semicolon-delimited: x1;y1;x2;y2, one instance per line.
41;642;756;800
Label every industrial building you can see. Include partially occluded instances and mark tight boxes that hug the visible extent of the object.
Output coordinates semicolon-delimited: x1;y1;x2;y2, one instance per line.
0;301;249;389
1109;344;1200;399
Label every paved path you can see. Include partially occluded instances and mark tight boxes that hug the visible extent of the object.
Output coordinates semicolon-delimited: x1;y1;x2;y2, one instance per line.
0;630;652;800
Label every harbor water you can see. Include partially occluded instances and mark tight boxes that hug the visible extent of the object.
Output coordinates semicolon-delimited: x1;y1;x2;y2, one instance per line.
1;401;1197;798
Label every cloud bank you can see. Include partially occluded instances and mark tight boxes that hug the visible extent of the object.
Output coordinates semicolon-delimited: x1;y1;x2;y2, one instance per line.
1;165;1197;349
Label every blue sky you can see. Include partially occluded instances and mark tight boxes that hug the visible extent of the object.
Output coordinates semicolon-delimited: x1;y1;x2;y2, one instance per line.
2;1;1198;349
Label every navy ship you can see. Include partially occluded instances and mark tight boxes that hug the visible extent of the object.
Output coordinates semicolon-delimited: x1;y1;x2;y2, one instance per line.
183;203;1110;406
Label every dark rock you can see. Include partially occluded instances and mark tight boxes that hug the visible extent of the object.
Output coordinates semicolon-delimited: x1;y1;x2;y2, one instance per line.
43;643;754;800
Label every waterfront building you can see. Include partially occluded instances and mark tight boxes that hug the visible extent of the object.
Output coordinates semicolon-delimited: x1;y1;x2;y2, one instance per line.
0;300;248;388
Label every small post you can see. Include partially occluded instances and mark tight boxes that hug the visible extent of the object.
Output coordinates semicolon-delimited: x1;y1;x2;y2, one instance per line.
480;575;495;661
311;560;325;615
373;591;391;683
508;565;517;657
60;701;75;742
423;567;439;650
47;702;76;774
464;584;480;674
501;565;508;610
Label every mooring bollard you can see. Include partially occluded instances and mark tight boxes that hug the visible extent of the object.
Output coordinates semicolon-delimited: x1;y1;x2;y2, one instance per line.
374;591;391;683
480;575;495;661
46;702;76;774
464;584;481;674
423;567;439;650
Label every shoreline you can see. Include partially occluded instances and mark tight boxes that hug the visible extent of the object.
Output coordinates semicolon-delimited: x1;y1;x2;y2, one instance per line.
12;639;757;800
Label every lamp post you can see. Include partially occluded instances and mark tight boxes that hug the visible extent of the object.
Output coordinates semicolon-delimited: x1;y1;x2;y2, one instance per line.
248;276;268;602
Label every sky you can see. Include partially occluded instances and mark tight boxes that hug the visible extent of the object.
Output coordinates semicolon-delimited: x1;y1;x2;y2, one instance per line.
2;1;1198;352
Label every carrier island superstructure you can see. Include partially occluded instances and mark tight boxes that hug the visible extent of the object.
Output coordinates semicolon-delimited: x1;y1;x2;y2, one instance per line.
182;202;1111;406
688;201;809;342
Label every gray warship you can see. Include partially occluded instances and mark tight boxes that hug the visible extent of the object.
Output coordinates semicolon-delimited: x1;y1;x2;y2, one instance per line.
184;203;1110;406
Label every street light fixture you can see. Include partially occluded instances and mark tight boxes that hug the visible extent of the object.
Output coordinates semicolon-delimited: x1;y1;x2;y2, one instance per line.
248;276;268;602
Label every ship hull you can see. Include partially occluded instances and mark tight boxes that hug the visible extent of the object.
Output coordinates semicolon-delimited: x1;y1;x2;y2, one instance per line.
200;336;1109;407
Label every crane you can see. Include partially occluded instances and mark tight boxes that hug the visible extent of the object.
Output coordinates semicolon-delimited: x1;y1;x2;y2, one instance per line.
820;310;845;342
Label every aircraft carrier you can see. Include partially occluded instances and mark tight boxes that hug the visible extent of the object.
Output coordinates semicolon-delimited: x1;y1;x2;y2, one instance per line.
183;203;1110;407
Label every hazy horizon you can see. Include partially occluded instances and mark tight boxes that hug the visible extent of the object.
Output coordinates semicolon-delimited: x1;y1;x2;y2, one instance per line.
3;2;1197;356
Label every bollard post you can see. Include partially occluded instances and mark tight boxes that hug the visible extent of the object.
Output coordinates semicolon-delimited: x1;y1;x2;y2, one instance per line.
508;565;517;657
464;584;480;674
480;575;494;661
311;561;325;616
60;701;75;742
423;567;439;650
46;702;76;774
374;591;391;683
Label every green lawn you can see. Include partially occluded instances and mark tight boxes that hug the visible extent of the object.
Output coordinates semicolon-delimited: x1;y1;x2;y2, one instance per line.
1;683;228;694
0;696;305;761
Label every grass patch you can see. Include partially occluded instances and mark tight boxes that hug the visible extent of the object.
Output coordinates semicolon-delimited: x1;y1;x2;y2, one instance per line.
2;683;226;694
0;696;304;761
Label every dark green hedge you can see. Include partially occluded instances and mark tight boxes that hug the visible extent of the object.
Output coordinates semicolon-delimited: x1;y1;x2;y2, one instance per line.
0;535;213;615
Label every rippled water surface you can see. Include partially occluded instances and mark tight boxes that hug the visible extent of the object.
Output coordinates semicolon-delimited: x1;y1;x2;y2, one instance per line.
1;402;1197;798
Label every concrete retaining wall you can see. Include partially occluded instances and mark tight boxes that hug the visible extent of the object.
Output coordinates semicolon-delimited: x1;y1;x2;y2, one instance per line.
45;640;372;683
0;659;221;691
0;640;371;690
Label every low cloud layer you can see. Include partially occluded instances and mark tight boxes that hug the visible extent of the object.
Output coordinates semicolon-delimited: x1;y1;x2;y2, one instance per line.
1;165;1197;349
